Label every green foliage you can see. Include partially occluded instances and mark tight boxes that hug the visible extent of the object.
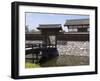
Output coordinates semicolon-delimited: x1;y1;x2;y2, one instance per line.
25;62;40;68
30;29;38;33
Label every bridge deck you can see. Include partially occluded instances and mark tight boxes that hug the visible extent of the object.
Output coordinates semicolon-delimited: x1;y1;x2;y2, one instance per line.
25;43;56;55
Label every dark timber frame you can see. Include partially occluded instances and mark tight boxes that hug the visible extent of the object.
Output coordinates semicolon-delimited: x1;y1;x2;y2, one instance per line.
37;24;62;48
11;1;98;79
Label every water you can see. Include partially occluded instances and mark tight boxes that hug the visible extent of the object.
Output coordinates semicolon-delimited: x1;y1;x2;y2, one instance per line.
26;55;89;68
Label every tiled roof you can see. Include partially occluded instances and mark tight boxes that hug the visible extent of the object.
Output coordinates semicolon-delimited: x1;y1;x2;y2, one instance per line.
37;24;62;29
64;19;89;26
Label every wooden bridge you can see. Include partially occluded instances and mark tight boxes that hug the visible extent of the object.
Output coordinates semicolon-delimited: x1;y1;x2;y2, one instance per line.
26;43;58;64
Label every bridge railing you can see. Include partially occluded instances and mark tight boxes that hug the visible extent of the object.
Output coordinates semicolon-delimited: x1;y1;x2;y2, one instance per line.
26;43;56;50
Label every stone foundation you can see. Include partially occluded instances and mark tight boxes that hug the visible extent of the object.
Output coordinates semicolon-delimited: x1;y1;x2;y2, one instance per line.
57;41;89;56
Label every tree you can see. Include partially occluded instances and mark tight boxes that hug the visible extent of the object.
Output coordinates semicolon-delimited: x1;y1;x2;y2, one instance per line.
25;25;29;33
30;28;39;33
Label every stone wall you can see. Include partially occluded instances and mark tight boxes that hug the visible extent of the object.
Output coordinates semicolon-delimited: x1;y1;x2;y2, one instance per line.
26;40;89;56
57;41;89;56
